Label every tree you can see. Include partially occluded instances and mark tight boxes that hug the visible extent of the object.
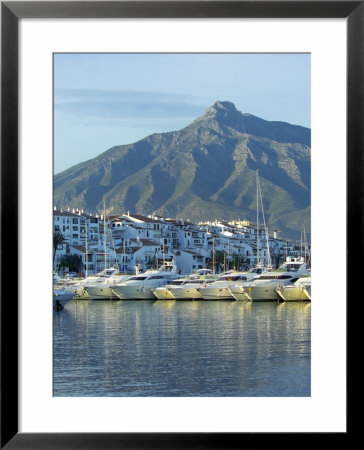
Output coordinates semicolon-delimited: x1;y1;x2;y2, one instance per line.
213;250;225;273
59;254;82;274
53;231;67;263
231;254;250;271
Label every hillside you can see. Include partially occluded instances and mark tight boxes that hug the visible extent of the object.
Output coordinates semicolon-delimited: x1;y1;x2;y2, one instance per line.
54;101;311;239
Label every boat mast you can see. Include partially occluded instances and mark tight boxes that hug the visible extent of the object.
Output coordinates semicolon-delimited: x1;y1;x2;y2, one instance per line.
109;229;119;270
123;238;126;272
104;200;107;270
256;171;260;265
85;222;88;278
155;248;158;269
212;237;215;274
258;175;271;267
303;228;307;263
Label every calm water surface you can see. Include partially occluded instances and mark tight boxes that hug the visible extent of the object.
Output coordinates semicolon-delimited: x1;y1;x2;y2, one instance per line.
53;300;310;397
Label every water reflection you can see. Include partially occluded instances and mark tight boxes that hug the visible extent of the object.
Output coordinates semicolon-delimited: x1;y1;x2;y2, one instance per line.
54;301;310;397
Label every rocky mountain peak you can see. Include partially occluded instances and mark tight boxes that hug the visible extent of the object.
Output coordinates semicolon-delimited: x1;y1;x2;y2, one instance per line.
191;100;310;147
207;100;239;113
202;100;241;122
54;102;311;239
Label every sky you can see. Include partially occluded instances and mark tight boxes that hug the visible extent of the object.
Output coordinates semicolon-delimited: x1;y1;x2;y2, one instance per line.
54;53;310;174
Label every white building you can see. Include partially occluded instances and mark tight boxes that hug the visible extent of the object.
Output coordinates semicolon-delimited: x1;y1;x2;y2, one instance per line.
54;207;305;275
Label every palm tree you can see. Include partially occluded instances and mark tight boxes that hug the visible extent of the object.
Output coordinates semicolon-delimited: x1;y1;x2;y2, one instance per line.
53;231;67;264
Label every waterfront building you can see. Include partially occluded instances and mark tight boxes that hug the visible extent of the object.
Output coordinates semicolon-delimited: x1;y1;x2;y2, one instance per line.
53;207;307;275
174;249;210;273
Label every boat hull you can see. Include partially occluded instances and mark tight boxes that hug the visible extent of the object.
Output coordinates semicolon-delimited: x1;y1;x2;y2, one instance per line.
199;286;235;301
199;288;235;300
111;285;156;300
53;290;74;308
228;286;248;301
84;285;118;300
153;288;175;300
168;287;202;300
243;285;281;301
73;286;92;300
276;284;311;302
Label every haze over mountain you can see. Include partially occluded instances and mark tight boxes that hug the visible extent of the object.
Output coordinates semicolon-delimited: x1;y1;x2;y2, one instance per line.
54;101;311;240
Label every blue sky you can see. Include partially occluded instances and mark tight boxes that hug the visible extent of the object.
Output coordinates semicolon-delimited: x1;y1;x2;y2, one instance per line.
54;53;310;174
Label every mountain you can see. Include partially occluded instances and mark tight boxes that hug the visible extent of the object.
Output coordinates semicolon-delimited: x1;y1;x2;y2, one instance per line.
54;101;311;240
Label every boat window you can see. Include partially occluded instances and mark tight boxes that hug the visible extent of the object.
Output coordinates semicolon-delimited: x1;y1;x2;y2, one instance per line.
258;274;293;280
286;264;301;271
276;263;303;272
219;275;245;281
133;276;148;280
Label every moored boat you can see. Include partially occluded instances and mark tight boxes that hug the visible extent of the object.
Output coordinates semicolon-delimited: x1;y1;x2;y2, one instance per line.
152;279;187;300
66;266;120;299
228;264;271;300
237;257;309;302
199;269;265;301
276;275;311;302
84;273;132;300
110;262;179;300
167;278;217;300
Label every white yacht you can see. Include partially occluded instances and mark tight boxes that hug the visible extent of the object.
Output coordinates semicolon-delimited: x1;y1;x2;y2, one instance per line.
68;267;120;299
237;257;309;301
152;279;188;300
276;275;311;302
228;265;271;301
110;263;179;300
167;277;217;300
84;273;132;300
198;271;259;301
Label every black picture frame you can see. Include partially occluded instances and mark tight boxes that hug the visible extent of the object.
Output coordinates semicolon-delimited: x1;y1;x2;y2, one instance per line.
1;1;357;448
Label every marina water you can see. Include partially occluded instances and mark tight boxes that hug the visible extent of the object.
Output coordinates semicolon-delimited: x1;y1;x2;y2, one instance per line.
53;300;310;396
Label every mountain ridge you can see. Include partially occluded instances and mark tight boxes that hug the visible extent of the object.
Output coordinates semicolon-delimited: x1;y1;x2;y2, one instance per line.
54;101;311;240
